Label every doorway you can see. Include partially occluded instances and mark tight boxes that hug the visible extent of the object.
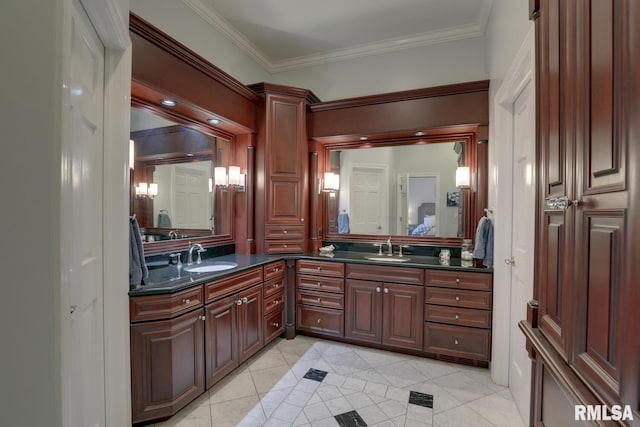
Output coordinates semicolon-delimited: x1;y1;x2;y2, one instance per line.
349;166;388;234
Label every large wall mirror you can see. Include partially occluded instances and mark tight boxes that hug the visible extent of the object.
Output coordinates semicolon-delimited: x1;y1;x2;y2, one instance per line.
321;128;482;245
130;108;232;245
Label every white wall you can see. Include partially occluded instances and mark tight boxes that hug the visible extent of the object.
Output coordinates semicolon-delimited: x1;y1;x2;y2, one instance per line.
130;0;270;85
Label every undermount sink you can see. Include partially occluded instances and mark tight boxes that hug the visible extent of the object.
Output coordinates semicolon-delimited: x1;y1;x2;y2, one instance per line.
364;256;411;263
185;261;238;273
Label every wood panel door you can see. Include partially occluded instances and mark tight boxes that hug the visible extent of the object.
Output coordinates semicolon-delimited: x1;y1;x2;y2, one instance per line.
130;309;205;424
238;284;264;363
205;295;238;388
345;279;382;343
382;283;424;350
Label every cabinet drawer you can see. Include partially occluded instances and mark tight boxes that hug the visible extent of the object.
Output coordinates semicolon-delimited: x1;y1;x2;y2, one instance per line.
265;225;305;239
265;239;304;254
205;267;263;303
346;263;424;285
264;290;285;315
264;308;284;344
130;286;204;323
425;287;492;310
425;270;492;291
424;304;491;329
297;274;344;294
297;289;344;310
296;259;344;277
424;322;491;361
264;276;285;298
264;260;286;281
296;305;344;337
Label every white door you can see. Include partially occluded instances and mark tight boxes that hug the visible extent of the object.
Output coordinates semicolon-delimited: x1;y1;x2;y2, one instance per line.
350;167;387;234
508;79;535;420
174;166;208;228
61;1;106;426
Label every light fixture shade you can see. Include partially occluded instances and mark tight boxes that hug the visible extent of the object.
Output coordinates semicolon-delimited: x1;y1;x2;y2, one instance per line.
456;166;471;188
228;166;241;186
148;183;158;197
239;174;245;187
208;178;213;193
137;182;148;196
214;167;227;186
324;172;340;191
129;139;135;170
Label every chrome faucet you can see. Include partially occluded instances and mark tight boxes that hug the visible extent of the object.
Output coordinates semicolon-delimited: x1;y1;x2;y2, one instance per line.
168;230;178;240
187;242;206;265
386;236;393;255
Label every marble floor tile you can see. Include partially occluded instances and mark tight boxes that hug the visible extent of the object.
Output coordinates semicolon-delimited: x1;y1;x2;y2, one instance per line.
357;403;390;425
466;389;525;427
271;401;304;423
374;361;429;388
431;371;496;404
433;405;495;427
303;401;333;422
210;395;262;427
209;371;257;403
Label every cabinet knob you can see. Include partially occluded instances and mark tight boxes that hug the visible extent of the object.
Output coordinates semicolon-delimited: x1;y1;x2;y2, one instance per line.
317;282;322;287
316;266;322;271
273;283;279;289
300;218;305;222
317;318;322;324
384;288;389;294
272;322;279;327
376;287;381;293
455;296;460;301
283;230;288;234
283;244;288;248
455;278;460;283
317;297;322;303
242;297;249;303
455;314;460;320
454;339;459;345
198;315;206;321
182;298;191;305
236;299;243;306
274;299;280;305
273;267;280;272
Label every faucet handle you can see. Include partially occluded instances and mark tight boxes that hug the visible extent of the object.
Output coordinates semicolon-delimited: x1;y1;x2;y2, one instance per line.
398;244;410;257
196;248;206;264
169;253;182;267
373;243;383;256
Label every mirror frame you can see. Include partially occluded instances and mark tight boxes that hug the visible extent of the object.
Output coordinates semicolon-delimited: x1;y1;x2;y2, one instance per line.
318;124;483;246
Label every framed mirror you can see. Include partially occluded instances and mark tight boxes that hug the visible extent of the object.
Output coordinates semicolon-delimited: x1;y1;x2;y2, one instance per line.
321;128;481;245
130;107;233;251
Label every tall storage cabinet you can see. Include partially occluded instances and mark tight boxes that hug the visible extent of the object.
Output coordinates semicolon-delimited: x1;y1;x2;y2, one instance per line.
523;1;640;425
250;83;317;254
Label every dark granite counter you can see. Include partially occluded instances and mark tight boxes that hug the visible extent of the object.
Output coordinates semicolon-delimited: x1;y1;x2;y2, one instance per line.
130;250;492;297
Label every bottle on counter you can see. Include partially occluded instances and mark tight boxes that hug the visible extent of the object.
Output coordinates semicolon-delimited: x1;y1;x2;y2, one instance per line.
461;239;474;261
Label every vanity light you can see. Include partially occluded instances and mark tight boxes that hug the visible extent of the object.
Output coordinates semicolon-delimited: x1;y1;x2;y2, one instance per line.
213;166;246;192
323;172;340;192
129;139;135;170
135;182;158;199
160;98;178;107
455;166;471;189
207;118;222;125
228;166;241;186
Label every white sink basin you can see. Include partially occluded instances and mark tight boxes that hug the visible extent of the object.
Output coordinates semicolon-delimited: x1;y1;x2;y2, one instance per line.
185;261;238;273
364;256;411;263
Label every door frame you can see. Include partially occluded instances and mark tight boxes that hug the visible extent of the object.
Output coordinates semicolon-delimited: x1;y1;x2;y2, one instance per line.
489;26;535;388
61;0;131;425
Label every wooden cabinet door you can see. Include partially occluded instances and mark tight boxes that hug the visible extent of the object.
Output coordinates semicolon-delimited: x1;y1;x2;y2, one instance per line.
205;295;238;388
382;283;424;351
238;284;264;363
345;279;382;344
130;309;205;424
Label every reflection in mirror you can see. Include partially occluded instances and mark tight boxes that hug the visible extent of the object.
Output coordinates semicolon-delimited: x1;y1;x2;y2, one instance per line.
130;108;232;242
330;142;464;238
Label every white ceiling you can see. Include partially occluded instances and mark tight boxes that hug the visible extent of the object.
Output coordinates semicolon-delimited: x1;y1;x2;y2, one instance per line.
183;0;493;72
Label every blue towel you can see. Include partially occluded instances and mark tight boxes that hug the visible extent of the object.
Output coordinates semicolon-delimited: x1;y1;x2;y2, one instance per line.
411;223;434;236
472;216;494;267
337;211;350;234
157;211;172;228
129;216;148;286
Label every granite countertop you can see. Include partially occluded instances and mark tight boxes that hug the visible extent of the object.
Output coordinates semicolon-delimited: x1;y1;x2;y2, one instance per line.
130;251;492;297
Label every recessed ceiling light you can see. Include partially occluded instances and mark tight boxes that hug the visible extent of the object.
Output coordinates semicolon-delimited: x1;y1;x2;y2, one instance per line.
160;98;178;107
359;136;368;141
414;131;426;136
207;118;222;125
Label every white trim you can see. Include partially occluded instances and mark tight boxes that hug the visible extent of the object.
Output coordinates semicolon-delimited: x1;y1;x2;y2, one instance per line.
183;0;493;73
489;26;535;387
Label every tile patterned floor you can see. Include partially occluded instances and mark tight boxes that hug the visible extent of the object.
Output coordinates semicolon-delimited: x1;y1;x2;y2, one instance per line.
151;336;526;427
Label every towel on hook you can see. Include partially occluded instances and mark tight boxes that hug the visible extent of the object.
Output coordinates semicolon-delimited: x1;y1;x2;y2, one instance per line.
337;211;350;234
129;215;148;287
157;210;172;228
472;216;494;267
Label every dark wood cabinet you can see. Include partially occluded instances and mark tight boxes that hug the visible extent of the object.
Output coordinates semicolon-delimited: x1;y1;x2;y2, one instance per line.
251;83;317;254
263;261;286;345
345;279;382;343
296;260;345;337
130;308;205;424
237;284;264;362
523;1;640;425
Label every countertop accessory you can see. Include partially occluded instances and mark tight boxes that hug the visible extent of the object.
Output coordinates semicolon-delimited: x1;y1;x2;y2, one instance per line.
319;244;335;254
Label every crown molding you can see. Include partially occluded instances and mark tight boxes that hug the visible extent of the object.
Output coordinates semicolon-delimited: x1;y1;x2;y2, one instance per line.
183;0;492;73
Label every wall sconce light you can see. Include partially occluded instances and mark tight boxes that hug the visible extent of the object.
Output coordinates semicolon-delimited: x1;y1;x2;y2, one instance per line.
214;166;245;192
323;172;340;192
129;139;135;170
135;182;158;199
455;166;471;189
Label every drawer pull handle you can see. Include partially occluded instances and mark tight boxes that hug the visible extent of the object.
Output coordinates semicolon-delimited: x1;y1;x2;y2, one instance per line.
384;288;389;294
455;278;460;283
273;267;280;272
182;298;191;305
454;339;459;345
455;296;460;301
376;287;381;293
455;314;460;320
274;300;280;305
317;318;322;324
273;284;279;289
316;266;322;271
272;322;279;327
283;244;288;248
198;315;206;321
283;230;288;234
317;297;322;303
317;282;322;287
236;299;243;306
